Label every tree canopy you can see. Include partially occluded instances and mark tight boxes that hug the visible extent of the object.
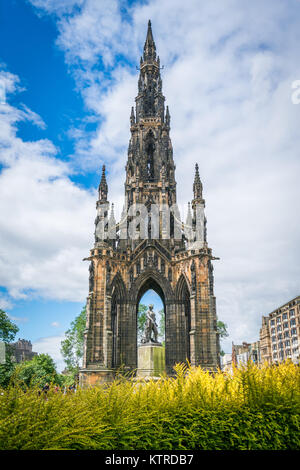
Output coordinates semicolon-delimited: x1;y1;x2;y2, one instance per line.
13;353;60;388
0;310;19;387
217;320;229;356
0;309;19;343
60;306;86;377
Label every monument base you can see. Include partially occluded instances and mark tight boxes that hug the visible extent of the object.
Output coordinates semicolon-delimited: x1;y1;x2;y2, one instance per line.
137;343;165;378
79;367;115;388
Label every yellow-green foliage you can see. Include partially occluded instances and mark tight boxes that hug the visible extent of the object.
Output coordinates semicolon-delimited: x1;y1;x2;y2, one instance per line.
0;361;299;450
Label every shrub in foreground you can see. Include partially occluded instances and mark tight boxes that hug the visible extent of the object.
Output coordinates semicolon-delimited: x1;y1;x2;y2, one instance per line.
0;361;299;450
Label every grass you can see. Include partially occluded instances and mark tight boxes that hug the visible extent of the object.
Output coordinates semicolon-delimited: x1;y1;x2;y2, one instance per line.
0;361;299;450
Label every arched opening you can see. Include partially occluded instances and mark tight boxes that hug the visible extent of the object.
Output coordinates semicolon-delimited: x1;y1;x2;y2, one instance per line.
111;293;118;368
109;272;126;369
136;278;166;375
176;274;191;364
145;131;155;181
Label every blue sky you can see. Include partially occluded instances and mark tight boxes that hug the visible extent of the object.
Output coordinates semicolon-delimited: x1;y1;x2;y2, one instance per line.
0;0;300;371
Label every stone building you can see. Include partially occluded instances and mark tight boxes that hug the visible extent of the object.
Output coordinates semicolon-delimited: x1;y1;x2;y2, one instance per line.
79;21;220;386
259;295;300;364
232;341;261;366
11;339;37;363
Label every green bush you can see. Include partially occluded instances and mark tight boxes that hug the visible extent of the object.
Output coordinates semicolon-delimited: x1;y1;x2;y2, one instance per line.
0;361;299;450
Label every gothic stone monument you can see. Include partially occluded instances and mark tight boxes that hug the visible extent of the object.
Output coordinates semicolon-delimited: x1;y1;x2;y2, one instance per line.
79;21;220;386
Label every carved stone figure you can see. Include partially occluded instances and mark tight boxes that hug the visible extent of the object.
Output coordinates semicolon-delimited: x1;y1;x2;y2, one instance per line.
89;261;94;292
106;261;111;285
142;304;159;343
191;259;196;291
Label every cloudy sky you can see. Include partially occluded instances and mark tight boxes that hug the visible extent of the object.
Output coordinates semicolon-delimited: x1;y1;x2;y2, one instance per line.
0;0;300;370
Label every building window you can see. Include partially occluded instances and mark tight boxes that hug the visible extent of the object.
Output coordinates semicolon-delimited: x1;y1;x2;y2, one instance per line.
272;344;277;351
277;325;282;332
278;333;282;340
285;340;290;347
291;328;297;336
283;322;289;329
292;337;298;345
272;336;276;342
278;342;283;349
290;319;296;327
271;319;275;326
276;317;281;324
290;309;295;317
283;313;288;320
273;353;277;359
271;328;275;335
284;331;289;338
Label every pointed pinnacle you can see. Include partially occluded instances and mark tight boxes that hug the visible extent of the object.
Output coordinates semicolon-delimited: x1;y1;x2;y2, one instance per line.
130;106;135;125
147;19;153;41
193;163;202;199
99;164;108;201
100;164;107;184
186;202;192;223
194;163;200;183
109;203;116;223
143;19;156;61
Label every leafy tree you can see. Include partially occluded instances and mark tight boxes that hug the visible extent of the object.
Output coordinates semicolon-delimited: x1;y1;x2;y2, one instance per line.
158;309;165;341
12;353;60;388
60;306;86;378
137;304;147;343
217;321;229;339
217;320;229;356
0;310;19;387
0;309;19;343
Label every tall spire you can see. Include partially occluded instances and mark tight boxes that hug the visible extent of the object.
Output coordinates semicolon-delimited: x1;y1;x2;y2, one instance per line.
143;20;156;61
125;21;176;214
98;164;108;202
135;21;165;123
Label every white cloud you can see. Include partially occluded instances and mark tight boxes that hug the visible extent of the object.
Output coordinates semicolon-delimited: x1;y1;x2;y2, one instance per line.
51;321;60;327
33;335;65;372
0;294;13;311
8;315;28;324
0;70;95;302
12;0;300;349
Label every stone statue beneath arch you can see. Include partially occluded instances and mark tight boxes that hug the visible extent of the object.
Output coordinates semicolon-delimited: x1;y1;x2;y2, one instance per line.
142;304;159;343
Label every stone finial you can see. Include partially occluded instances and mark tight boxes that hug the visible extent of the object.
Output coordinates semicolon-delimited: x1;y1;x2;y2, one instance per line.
193;163;203;200
143;19;157;61
98;164;108;202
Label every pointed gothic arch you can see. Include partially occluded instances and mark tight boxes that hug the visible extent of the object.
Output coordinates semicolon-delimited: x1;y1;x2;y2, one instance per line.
128;268;187;374
175;273;192;364
108;272;126;368
129;268;174;304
